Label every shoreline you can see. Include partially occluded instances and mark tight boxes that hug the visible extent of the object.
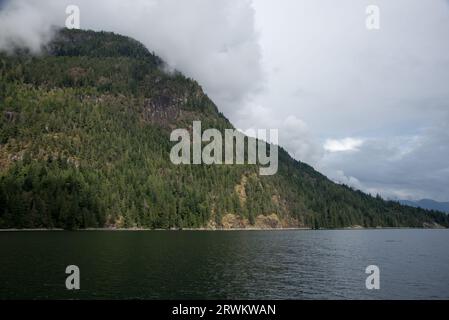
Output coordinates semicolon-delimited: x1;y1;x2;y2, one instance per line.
0;226;447;232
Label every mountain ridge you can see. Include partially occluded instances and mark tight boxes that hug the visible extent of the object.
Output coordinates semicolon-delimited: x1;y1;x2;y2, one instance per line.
1;28;448;229
399;199;449;214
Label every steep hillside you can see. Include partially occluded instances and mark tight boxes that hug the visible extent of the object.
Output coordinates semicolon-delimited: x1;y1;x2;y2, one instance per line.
1;29;447;229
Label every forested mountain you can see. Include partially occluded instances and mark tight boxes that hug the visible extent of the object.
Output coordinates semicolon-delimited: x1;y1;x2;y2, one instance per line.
1;29;447;230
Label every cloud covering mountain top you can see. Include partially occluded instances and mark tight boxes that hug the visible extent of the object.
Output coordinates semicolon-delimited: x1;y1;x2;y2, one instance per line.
0;0;263;112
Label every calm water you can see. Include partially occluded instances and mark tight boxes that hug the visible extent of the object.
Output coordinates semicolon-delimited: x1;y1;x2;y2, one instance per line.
0;229;448;299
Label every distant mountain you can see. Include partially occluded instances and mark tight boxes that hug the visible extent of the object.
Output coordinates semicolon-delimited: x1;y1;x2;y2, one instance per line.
399;199;449;214
1;29;448;229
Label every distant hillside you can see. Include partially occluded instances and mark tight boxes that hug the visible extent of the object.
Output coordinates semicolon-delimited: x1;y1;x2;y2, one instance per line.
1;29;448;229
399;199;449;214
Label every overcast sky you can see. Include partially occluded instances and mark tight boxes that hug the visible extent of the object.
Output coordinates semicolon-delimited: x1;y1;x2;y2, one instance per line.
1;0;448;201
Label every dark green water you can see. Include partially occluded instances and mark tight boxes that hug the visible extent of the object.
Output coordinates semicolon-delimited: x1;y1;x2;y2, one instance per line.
1;229;448;299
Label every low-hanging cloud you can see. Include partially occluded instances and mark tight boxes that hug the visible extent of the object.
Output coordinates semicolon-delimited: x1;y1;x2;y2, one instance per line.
0;0;57;52
0;0;263;112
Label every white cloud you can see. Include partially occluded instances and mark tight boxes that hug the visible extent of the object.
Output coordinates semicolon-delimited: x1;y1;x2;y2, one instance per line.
328;170;364;190
0;0;57;52
234;105;323;165
324;138;364;152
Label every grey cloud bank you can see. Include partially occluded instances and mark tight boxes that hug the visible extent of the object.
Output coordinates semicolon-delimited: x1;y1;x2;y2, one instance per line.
252;0;449;201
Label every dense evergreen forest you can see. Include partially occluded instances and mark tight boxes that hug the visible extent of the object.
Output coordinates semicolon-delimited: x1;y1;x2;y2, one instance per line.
0;29;447;230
